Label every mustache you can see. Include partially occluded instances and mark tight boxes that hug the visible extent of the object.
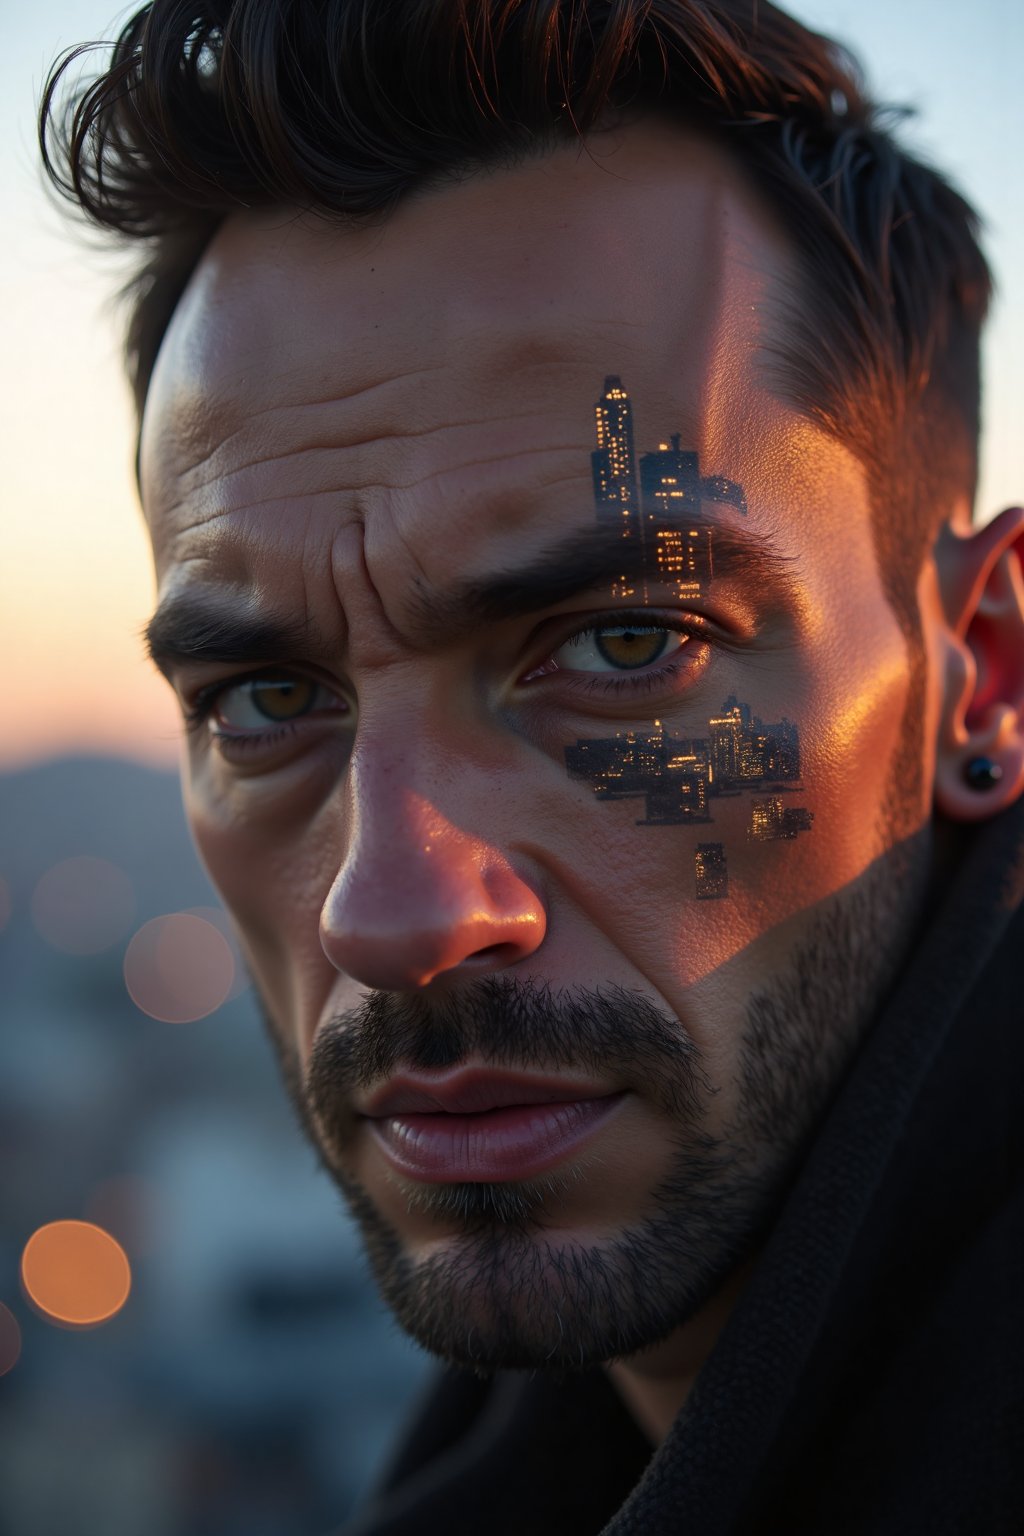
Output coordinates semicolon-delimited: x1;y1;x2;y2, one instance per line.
306;974;713;1127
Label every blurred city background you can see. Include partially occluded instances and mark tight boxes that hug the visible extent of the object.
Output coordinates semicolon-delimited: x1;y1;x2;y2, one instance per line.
2;2;1022;1533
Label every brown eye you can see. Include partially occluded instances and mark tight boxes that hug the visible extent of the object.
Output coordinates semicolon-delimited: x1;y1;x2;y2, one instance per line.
594;626;672;669
211;676;346;732
245;678;316;721
552;623;688;673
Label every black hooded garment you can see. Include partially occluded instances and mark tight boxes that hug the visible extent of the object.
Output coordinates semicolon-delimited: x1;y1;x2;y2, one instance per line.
336;801;1024;1535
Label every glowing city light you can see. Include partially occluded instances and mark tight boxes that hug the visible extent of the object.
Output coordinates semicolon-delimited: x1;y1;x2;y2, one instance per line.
30;855;135;955
0;1302;22;1374
21;1220;131;1328
123;912;235;1022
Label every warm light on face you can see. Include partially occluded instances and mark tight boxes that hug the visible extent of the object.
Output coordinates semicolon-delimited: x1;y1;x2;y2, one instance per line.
123;912;235;1022
126;147;933;1380
30;856;136;956
573;379;810;879
20;1220;131;1328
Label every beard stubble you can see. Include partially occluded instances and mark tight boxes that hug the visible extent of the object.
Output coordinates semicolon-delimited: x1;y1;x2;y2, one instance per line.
258;821;929;1378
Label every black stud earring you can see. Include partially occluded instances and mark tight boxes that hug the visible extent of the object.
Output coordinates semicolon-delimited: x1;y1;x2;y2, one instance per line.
964;756;1003;791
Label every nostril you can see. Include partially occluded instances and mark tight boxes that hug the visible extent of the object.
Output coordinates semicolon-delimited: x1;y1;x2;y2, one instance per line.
466;944;517;966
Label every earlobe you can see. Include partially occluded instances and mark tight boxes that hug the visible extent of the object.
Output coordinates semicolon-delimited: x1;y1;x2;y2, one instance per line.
933;507;1024;823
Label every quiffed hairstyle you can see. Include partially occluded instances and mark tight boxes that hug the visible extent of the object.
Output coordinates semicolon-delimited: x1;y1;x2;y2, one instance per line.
40;0;990;620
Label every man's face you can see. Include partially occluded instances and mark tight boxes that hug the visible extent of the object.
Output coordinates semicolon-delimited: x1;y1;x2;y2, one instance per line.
140;123;933;1371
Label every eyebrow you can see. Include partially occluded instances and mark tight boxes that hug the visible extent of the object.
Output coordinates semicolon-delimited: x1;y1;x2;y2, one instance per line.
144;599;320;679
412;516;793;643
144;514;793;676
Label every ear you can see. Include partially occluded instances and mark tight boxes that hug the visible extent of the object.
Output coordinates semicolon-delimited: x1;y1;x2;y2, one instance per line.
933;505;1024;822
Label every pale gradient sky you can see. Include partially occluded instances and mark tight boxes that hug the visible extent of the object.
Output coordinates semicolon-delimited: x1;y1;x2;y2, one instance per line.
3;0;1022;770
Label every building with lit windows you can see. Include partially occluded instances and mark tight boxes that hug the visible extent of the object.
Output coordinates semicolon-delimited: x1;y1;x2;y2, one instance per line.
591;376;639;530
639;436;702;513
749;798;815;841
590;381;748;542
695;843;729;899
567;698;811;833
640;773;710;825
708;707;745;783
638;433;748;520
654;524;713;590
749;796;785;841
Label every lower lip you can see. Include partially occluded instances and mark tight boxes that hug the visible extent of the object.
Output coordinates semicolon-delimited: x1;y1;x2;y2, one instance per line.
367;1094;627;1182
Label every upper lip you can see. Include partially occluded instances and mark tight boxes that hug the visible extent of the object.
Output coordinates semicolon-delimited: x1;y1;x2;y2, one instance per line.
360;1069;618;1118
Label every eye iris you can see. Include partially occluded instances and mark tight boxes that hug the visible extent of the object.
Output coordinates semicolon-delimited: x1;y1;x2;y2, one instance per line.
594;627;670;669
250;679;316;721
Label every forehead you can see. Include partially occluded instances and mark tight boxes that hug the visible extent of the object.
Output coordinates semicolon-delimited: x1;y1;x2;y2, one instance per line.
139;120;865;615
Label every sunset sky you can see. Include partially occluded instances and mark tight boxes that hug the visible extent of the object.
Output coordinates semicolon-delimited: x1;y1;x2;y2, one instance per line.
3;0;1022;771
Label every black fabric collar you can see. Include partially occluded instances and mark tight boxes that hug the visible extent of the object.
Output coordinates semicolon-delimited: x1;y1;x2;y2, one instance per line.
609;798;1024;1534
338;801;1024;1535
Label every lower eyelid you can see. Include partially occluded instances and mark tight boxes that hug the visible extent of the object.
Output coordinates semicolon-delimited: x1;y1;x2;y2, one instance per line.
206;715;352;766
211;705;347;739
209;722;296;749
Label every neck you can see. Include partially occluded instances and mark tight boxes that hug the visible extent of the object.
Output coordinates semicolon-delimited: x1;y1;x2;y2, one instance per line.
604;1258;756;1446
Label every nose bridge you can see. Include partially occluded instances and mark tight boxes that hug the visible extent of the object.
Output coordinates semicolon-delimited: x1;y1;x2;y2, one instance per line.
319;718;546;991
352;775;480;890
345;707;486;855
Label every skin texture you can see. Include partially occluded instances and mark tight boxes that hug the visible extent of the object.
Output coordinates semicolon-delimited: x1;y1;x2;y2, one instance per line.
139;122;1024;1444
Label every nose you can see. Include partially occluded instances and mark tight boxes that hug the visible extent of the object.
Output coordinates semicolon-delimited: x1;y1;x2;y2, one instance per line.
319;786;547;992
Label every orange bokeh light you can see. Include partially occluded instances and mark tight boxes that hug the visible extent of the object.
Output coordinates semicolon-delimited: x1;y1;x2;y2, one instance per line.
123;912;235;1022
21;1221;131;1328
0;1302;22;1374
30;855;135;955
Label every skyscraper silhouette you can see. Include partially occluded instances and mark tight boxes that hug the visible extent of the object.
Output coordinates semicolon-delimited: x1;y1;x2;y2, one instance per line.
591;376;639;531
639;435;701;514
591;380;747;543
566;698;810;830
695;843;729;899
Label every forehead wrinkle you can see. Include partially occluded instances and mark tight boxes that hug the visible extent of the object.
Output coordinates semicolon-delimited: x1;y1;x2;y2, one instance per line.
143;147;818;629
362;449;600;608
151;487;351;552
142;231;447;455
384;441;590;499
149;518;357;669
159;396;580;521
153;450;586;554
145;129;803;483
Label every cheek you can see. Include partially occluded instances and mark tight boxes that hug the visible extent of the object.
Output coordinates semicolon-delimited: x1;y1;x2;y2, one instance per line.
545;657;912;1000
184;771;345;1050
549;803;811;996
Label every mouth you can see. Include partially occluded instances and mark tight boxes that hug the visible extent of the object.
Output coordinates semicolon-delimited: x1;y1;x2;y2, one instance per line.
359;1069;628;1182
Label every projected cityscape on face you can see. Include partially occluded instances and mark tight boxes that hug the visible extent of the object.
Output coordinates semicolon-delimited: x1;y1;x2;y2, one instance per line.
566;377;813;900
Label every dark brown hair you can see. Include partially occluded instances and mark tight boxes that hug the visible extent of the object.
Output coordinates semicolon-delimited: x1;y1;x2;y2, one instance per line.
39;0;990;626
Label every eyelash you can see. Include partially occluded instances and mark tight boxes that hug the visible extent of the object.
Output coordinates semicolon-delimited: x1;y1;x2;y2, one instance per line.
554;613;706;697
183;611;708;751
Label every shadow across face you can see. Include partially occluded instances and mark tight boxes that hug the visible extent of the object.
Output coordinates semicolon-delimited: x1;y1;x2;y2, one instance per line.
281;825;931;1377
